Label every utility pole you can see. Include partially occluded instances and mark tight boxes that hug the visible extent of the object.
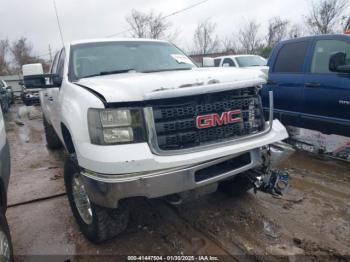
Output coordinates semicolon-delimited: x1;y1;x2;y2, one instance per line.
48;44;53;63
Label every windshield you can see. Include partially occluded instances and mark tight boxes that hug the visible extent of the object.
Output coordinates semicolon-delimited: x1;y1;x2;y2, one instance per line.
235;55;267;67
69;41;195;80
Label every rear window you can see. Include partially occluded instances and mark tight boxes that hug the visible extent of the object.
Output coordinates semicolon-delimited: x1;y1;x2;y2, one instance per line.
273;41;309;73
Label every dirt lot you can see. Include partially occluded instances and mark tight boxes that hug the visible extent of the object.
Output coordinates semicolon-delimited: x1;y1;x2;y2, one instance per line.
4;103;350;261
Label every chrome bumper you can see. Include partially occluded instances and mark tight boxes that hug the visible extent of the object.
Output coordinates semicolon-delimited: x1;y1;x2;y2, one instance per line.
270;141;295;167
81;149;261;208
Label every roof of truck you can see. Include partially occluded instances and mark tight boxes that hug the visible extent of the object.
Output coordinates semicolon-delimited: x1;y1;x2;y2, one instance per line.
278;34;350;45
70;38;169;46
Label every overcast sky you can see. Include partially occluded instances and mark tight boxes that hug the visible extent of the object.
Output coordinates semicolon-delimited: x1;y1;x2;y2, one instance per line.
0;0;347;59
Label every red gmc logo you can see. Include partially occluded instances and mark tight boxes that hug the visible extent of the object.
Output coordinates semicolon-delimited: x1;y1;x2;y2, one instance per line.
196;110;242;129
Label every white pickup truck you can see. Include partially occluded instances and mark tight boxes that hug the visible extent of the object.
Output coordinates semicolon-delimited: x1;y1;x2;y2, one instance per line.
203;55;269;75
26;38;289;243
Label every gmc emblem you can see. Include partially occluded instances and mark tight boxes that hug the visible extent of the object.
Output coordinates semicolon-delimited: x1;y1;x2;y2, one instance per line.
196;110;242;129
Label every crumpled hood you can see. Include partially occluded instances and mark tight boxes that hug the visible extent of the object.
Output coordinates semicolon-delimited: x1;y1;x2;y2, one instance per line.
76;67;266;103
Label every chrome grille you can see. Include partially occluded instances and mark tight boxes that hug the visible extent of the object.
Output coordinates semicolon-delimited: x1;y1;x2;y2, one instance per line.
151;87;265;151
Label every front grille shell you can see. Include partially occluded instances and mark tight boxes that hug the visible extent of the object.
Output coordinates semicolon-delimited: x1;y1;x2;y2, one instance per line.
148;87;265;152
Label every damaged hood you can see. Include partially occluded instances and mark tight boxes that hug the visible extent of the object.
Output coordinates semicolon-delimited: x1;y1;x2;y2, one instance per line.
243;66;269;76
76;67;266;103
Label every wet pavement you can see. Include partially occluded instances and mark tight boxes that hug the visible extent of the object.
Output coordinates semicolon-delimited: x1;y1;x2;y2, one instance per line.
4;103;350;261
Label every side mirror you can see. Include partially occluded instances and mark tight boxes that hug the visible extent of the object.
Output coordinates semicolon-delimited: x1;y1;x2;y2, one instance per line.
23;74;61;89
52;75;62;86
203;57;215;67
222;63;230;67
329;52;350;73
23;74;46;89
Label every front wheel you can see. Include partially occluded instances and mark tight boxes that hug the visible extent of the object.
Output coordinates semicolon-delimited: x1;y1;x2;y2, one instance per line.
64;157;129;243
0;210;14;262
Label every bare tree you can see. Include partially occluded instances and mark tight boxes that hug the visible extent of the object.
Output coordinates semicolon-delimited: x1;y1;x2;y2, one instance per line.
0;40;10;76
288;23;305;39
267;17;289;47
126;9;173;39
193;19;220;54
239;20;261;54
305;0;348;34
10;37;50;74
126;10;150;38
10;37;36;72
221;35;238;53
343;16;350;32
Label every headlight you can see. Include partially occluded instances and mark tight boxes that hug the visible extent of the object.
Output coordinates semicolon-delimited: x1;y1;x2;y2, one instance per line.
88;108;146;145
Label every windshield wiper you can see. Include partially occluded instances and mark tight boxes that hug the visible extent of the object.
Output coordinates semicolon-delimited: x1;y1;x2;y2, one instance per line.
81;68;136;79
143;68;192;73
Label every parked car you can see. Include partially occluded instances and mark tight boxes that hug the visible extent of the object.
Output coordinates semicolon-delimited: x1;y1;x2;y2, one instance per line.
21;64;42;106
0;80;14;105
0;107;13;261
261;34;350;137
203;55;269;75
0;80;11;113
25;38;288;243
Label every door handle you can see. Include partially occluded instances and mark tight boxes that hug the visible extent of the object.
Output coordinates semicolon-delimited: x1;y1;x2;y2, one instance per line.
48;97;54;101
44;93;48;97
305;82;321;88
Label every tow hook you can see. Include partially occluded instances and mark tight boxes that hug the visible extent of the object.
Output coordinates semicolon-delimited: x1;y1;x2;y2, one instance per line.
253;170;289;196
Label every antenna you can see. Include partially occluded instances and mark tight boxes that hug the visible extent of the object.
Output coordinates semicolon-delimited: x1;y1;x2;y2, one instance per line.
53;0;65;46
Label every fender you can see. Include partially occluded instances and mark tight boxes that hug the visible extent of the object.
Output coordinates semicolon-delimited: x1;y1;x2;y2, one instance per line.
74;83;107;107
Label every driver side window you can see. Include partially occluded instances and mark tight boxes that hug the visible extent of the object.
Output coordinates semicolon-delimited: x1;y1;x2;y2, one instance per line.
222;58;235;67
50;51;61;74
311;40;350;74
56;49;66;78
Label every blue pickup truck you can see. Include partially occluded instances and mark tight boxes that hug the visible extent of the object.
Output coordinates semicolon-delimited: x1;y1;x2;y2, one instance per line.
261;34;350;137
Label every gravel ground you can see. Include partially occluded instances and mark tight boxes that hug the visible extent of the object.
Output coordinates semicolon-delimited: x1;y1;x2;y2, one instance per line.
4;104;350;261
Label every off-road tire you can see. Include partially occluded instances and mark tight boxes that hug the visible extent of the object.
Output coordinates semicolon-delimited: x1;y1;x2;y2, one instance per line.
64;157;129;243
43;116;62;149
0;209;14;262
218;173;253;197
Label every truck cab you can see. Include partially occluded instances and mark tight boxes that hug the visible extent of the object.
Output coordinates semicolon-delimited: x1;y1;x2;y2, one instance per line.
261;34;350;137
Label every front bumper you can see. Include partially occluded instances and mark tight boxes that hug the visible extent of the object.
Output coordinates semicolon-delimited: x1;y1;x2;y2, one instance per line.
81;149;261;208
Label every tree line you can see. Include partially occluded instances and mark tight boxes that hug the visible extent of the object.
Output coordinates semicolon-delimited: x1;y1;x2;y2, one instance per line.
0;38;50;76
127;0;348;55
0;0;348;76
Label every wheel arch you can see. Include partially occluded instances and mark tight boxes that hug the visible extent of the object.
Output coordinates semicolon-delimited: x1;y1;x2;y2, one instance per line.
0;179;7;212
61;123;76;154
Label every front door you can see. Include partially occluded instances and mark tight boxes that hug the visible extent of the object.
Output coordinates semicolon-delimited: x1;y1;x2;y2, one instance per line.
262;40;310;127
